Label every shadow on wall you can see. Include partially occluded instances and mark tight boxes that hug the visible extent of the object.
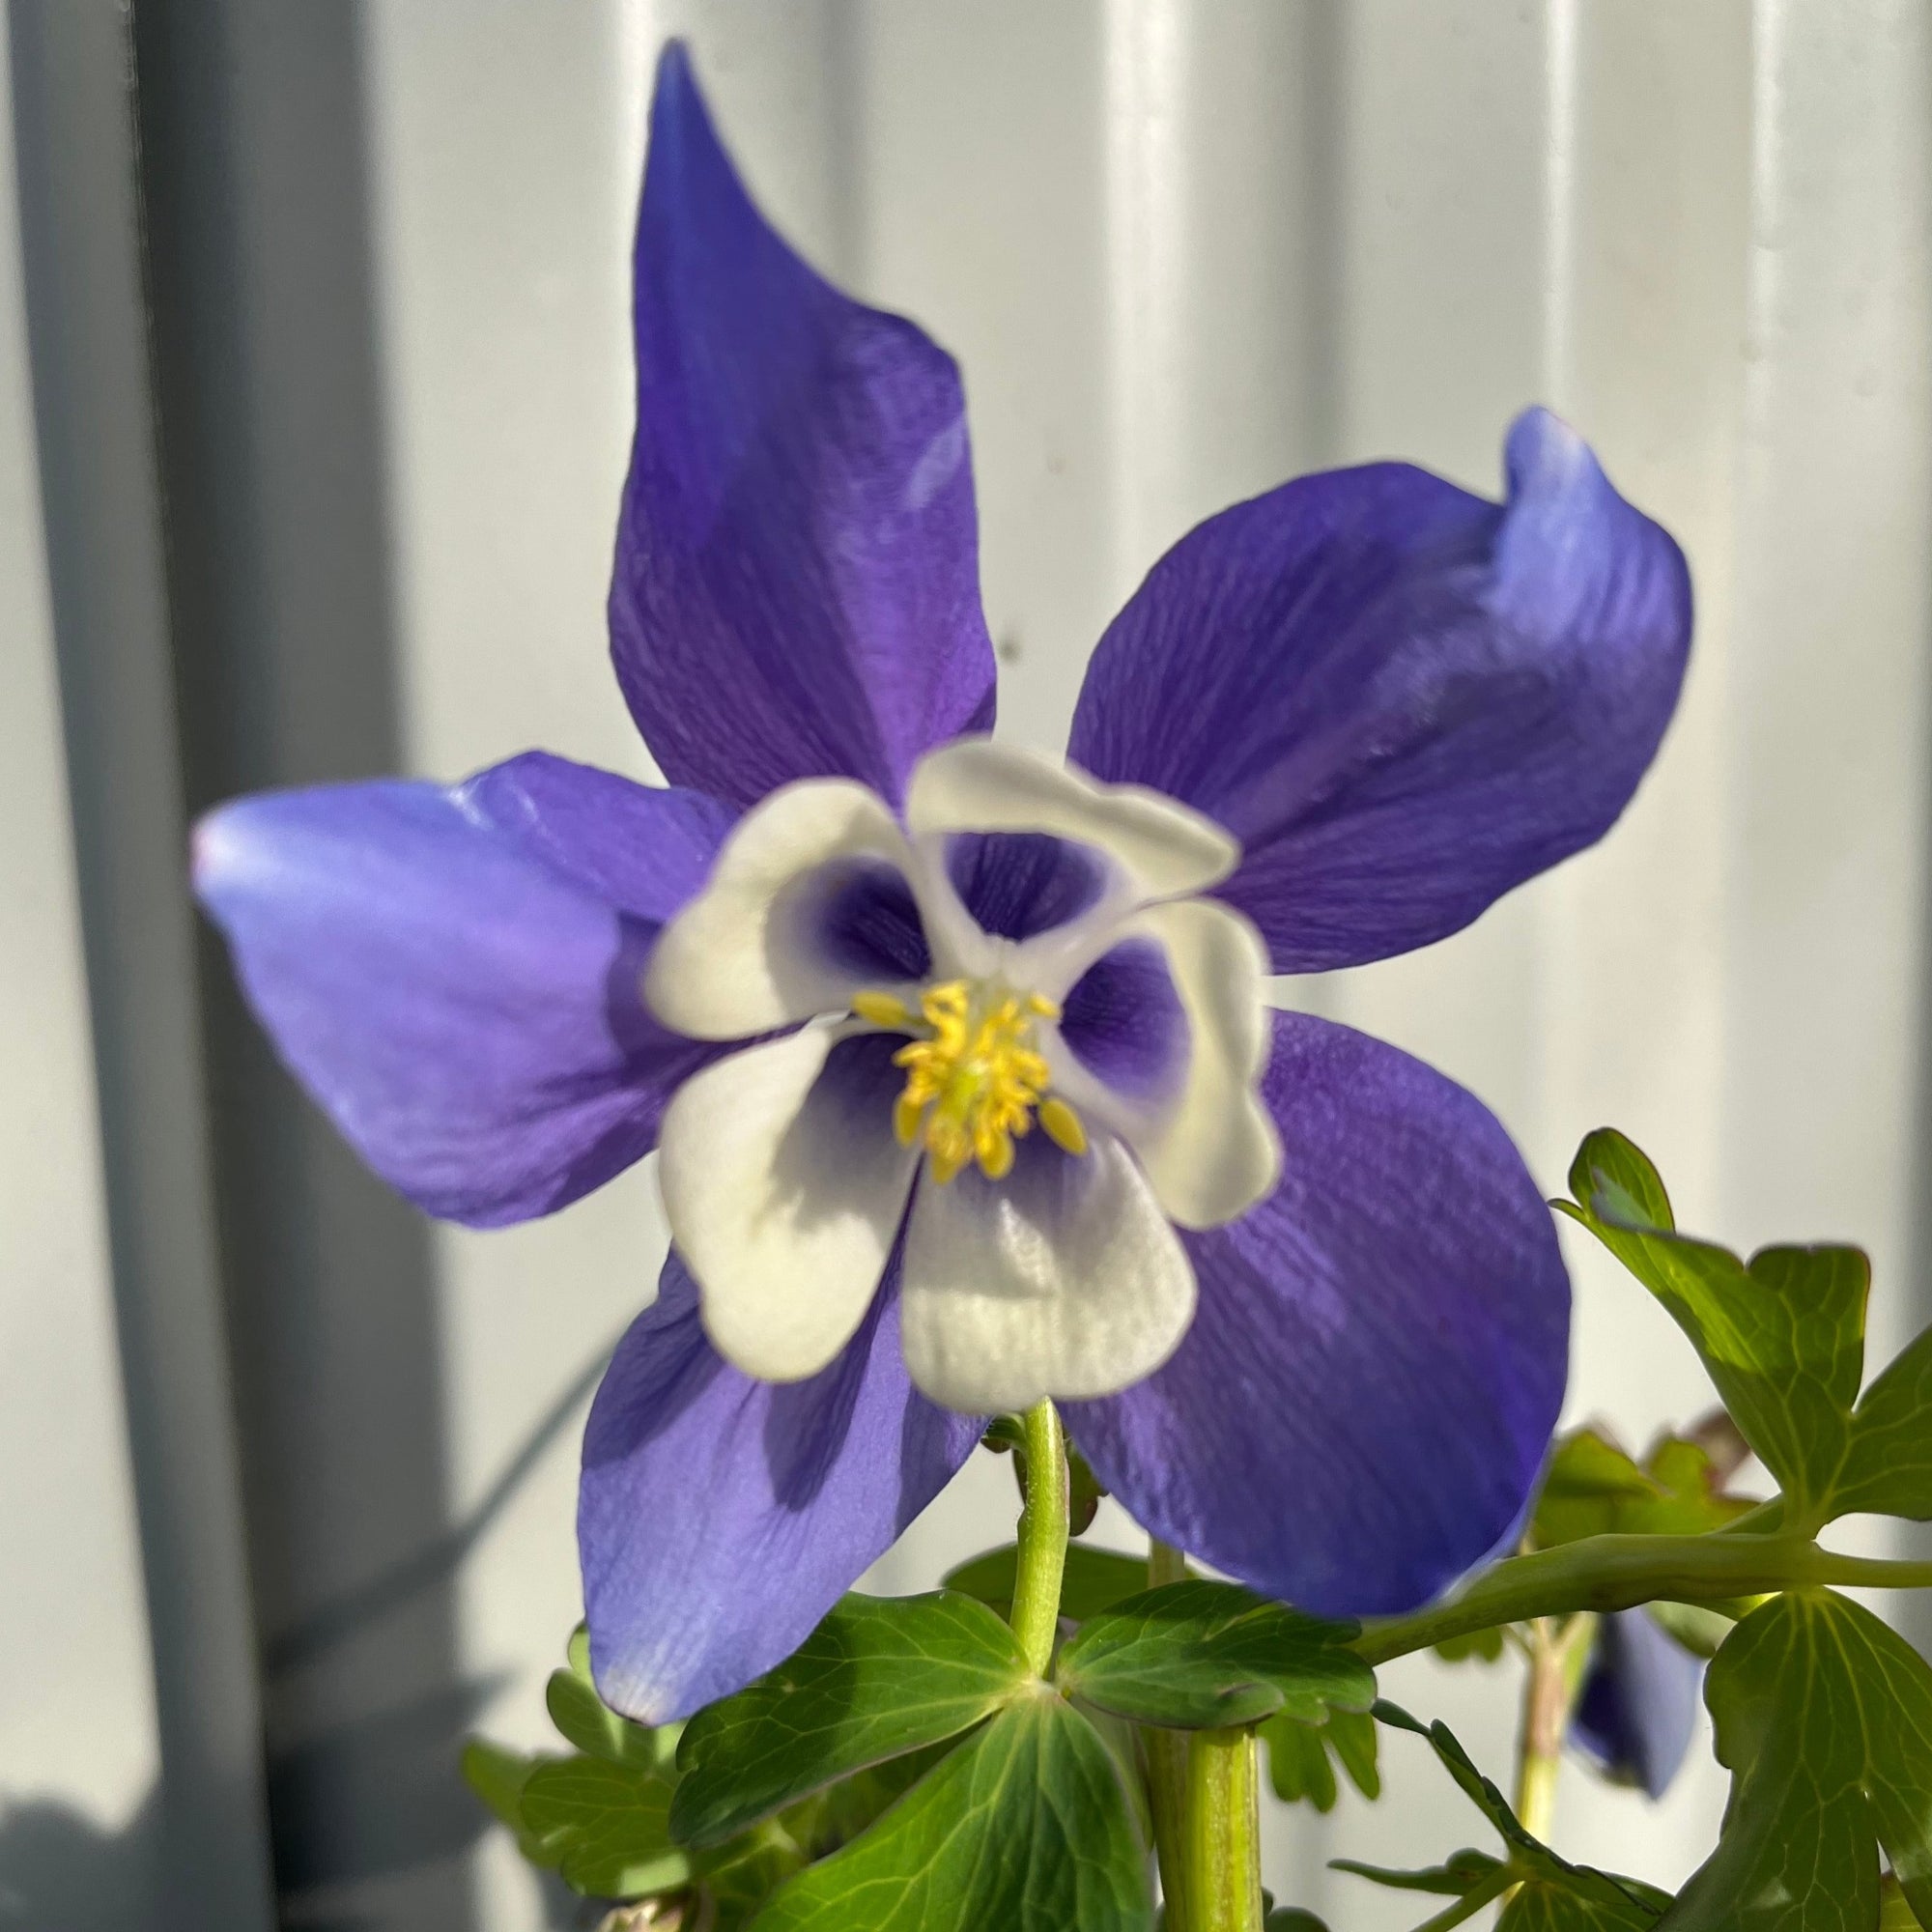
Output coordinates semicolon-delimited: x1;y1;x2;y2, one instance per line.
0;1796;156;1932
0;1709;586;1932
0;1336;612;1930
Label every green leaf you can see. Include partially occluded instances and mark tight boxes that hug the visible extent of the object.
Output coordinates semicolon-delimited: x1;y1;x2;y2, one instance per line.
748;1691;1152;1932
780;1741;953;1861
460;1739;550;1864
520;1754;690;1899
1331;1849;1504;1895
1365;1703;1670;1927
1884;1875;1929;1929
943;1541;1162;1621
1264;1913;1332;1932
706;1833;811;1930
1661;1590;1932;1930
1643;1601;1740;1661
671;1592;1032;1849
1533;1426;1752;1548
1261;1705;1379;1812
1503;1887;1673;1932
1434;1625;1508;1664
1055;1580;1373;1730
546;1625;670;1771
1561;1130;1870;1528
1832;1325;1932;1521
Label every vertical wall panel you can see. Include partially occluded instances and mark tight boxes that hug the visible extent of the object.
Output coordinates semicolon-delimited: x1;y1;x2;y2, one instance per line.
1724;0;1932;1351
0;15;165;1925
1526;0;1756;1890
136;4;473;1924
857;0;1120;750
6;4;275;1927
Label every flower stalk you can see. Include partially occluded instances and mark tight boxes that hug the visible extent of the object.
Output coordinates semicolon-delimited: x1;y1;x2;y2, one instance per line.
1009;1400;1070;1676
1184;1726;1265;1932
1146;1539;1194;1924
1354;1531;1932;1666
1512;1614;1592;1843
1143;1540;1264;1932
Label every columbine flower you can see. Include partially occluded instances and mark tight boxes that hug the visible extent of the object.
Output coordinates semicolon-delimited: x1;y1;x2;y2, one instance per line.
193;44;1691;1722
1573;1609;1706;1799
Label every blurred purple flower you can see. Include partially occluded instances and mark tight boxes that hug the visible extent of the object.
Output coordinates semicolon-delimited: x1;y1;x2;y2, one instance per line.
1574;1609;1707;1799
194;44;1690;1720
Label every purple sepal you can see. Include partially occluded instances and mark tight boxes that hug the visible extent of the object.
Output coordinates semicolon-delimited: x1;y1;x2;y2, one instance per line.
1573;1608;1705;1799
192;753;733;1229
1067;409;1691;972
580;1249;981;1723
611;44;997;812
1065;1009;1569;1619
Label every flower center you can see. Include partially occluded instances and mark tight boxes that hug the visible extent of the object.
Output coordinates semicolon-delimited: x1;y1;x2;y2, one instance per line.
854;981;1089;1185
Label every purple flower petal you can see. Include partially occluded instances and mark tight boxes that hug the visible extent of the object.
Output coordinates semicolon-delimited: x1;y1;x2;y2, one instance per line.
192;753;733;1228
1573;1608;1705;1800
611;44;997;812
1067;410;1691;972
1064;1009;1569;1618
1059;939;1187;1102
944;832;1112;942
580;1250;981;1722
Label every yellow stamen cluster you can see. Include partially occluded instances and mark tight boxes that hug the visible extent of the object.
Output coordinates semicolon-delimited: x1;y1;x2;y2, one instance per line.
871;979;1088;1184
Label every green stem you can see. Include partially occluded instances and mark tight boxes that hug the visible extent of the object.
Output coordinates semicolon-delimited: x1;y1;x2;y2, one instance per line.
1144;1541;1262;1932
1146;1541;1194;1929
1512;1619;1573;1844
1008;1400;1069;1677
1353;1532;1932;1667
1408;1865;1516;1932
1184;1727;1264;1932
1144;1538;1190;1932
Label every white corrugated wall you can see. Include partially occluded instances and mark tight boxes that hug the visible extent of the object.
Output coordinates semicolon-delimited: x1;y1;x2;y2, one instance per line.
5;4;1929;1927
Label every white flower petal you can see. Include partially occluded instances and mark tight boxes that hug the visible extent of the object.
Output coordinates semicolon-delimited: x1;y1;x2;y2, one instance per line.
646;780;921;1039
1051;898;1279;1230
906;738;1238;903
658;1028;919;1380
899;1131;1196;1411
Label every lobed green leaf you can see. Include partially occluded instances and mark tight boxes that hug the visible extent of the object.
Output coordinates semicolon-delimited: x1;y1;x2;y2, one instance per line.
1832;1326;1932;1522
1361;1703;1670;1927
1661;1590;1932;1930
519;1753;690;1899
1330;1848;1504;1895
943;1541;1162;1622
545;1624;673;1771
1884;1875;1930;1929
748;1690;1152;1932
1534;1426;1752;1548
1434;1624;1509;1665
671;1591;1032;1849
1562;1130;1877;1530
460;1739;550;1865
1261;1705;1380;1812
1055;1580;1373;1730
1503;1886;1675;1932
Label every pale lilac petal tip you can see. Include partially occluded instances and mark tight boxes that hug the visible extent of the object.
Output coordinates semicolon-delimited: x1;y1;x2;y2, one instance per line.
1068;407;1691;973
580;1250;981;1722
193;753;733;1228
